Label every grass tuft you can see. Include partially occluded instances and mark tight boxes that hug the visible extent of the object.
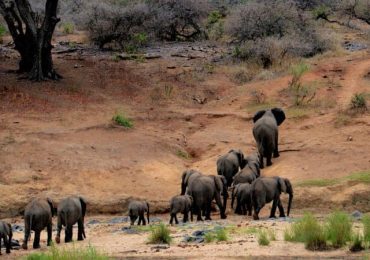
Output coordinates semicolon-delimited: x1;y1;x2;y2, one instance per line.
258;230;270;246
296;179;339;187
325;211;352;248
362;214;370;245
350;232;365;252
112;112;133;128
26;244;108;260
350;93;367;111
204;228;229;243
284;212;327;250
148;223;172;244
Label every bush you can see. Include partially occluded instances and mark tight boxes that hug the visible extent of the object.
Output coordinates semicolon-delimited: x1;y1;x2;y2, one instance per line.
148;223;172;244
204;228;228;242
112;112;133;128
62;22;75;34
350;232;365;252
26;244;108;260
0;23;6;43
363;215;370;244
350;93;367;111
325;211;352;248
288;63;316;106
215;228;228;241
284;212;327;250
258;230;270;246
148;0;209;41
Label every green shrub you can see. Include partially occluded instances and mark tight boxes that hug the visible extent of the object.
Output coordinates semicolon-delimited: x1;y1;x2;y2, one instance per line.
204;231;215;243
112;112;133;128
0;24;6;43
284;213;327;250
325;211;352;248
350;93;367;110
215;228;228;242
148;223;172;244
208;10;222;25
288;63;316;106
258;230;270;246
204;228;228;243
350;232;364;252
62;23;75;34
363;215;370;244
26;244;108;260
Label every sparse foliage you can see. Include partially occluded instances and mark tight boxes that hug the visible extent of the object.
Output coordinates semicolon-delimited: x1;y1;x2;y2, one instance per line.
258;230;270;246
363;215;370;245
148;224;172;244
350;93;367;111
350;232;365;252
288;63;316;106
250;89;266;104
325;211;352;248
112;112;133;128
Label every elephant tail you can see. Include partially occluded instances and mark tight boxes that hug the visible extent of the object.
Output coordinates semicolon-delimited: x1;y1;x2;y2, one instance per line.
287;193;293;217
146;202;150;224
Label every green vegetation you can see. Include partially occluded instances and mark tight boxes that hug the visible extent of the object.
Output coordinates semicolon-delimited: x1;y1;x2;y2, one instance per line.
26;244;108;260
296;170;370;187
325;211;352;248
284;213;327;250
112;112;133;128
0;24;6;37
288;63;316;106
176;149;191;160
350;232;364;252
363;215;370;245
258;230;270;246
286;107;310;120
148;223;172;244
62;22;75;34
204;228;229;243
350;93;367;110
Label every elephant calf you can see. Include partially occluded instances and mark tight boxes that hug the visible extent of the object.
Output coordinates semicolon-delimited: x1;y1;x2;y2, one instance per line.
233;153;261;186
251;177;293;220
217;149;247;187
128;201;150;226
22;198;56;249
231;183;252;216
55;196;86;244
169;195;193;225
0;221;12;255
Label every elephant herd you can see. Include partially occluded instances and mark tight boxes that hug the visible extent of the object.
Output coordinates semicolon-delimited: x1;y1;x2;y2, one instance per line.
0;107;293;255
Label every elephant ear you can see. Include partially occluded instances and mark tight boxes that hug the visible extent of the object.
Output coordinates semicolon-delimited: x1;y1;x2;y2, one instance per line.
253;110;266;123
79;197;87;217
284;178;293;194
277;177;287;193
236;149;247;169
46;197;56;217
271;108;286;126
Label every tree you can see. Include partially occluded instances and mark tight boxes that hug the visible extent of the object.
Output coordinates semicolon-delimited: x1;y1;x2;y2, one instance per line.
0;0;61;81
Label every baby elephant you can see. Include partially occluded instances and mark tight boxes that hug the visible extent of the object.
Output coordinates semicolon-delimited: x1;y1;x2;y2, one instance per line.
128;201;150;226
55;196;86;244
169;195;193;225
0;221;12;255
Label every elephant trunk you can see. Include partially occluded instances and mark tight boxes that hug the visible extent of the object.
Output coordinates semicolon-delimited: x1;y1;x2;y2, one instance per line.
287;193;293;217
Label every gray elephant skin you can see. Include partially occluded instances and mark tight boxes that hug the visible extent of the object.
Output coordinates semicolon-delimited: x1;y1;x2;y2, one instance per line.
252;108;285;168
217;149;247;187
187;174;228;221
128;201;150;226
0;221;12;255
251;177;293;220
55;196;86;244
233;153;260;186
169;195;193;224
181;169;202;195
231;183;252;216
22;198;56;249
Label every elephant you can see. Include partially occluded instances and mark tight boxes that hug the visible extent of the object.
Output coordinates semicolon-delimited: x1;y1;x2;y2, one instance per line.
22;198;56;249
0;221;12;255
169;195;193;224
55;196;86;244
251;176;293;220
232;153;260;186
186;174;228;221
231;183;252;216
128;200;150;226
252;108;286;168
217;149;247;187
181;169;203;195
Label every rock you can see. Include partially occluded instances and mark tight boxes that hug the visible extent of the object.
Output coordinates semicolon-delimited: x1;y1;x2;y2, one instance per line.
151;245;170;251
121;226;140;234
150;217;163;223
352;210;363;220
11;224;24;232
107;217;129;224
347;136;353;141
87;219;101;225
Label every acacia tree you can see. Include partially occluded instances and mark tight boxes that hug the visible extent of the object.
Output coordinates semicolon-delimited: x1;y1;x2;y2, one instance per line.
0;0;61;80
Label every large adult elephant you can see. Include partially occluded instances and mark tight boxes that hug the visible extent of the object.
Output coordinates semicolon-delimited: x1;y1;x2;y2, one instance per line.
181;169;202;195
252;108;285;168
187;175;228;221
251;176;293;220
55;196;86;244
217;149;247;187
233;153;260;186
22;198;56;249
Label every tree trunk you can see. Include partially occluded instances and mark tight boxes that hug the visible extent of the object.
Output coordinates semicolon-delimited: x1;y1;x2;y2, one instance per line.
0;0;61;81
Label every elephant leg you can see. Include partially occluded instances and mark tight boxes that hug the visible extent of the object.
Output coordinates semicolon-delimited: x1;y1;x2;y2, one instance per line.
247;202;252;216
195;205;203;221
174;214;179;224
269;199;278;218
273;133;280;158
138;216;142;226
259;152;264;169
277;199;286;218
78;219;84;241
266;153;273;167
47;223;52;246
253;200;261;220
205;205;212;221
169;214;174;225
22;226;31;249
65;225;73;243
3;235;10;254
183;211;188;223
142;215;147;226
235;201;241;214
7;231;12;254
33;231;41;249
215;194;226;219
55;215;62;244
